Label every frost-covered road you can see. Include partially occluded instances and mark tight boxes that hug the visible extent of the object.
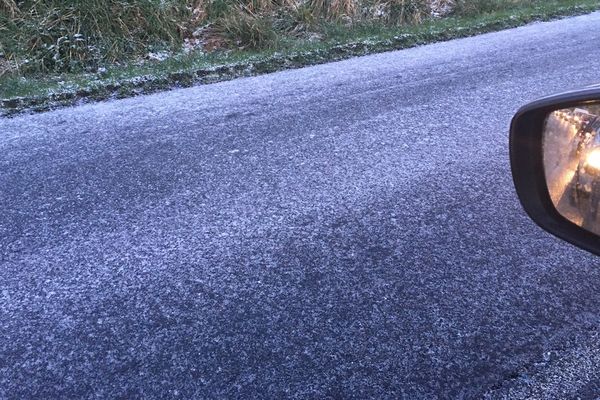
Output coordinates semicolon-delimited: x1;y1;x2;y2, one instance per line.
2;12;600;399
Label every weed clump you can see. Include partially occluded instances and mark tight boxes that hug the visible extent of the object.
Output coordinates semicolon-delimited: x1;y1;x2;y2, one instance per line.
1;0;188;74
213;5;277;49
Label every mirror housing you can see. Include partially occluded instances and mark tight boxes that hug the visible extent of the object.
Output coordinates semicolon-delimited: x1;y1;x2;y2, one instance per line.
510;87;600;255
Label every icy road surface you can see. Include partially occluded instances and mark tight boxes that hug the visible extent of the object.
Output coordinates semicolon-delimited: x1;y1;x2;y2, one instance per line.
2;12;600;400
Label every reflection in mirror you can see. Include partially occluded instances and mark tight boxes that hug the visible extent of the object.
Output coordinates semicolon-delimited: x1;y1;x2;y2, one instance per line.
543;104;600;235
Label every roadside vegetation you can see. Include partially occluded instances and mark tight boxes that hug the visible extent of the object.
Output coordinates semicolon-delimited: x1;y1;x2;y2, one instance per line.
1;0;599;113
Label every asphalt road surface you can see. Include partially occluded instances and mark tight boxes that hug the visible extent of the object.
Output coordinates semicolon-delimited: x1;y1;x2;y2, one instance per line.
3;12;600;400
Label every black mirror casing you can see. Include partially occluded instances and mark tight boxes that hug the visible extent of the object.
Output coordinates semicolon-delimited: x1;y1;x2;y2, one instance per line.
510;88;600;256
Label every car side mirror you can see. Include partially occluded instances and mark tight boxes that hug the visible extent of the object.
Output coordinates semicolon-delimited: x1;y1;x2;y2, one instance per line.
511;87;600;255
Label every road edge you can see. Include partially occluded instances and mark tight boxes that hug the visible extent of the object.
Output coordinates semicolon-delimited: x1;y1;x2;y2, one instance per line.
1;4;598;117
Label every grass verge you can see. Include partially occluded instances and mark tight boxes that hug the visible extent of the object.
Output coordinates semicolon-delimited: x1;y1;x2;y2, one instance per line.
1;0;599;116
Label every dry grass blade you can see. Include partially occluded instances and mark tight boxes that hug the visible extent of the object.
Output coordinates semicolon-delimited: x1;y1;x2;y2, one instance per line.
430;0;454;17
213;4;276;48
190;0;209;23
329;0;358;19
0;0;19;17
248;0;274;13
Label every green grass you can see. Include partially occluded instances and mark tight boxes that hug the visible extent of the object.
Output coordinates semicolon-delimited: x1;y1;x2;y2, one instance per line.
0;0;188;72
1;0;599;114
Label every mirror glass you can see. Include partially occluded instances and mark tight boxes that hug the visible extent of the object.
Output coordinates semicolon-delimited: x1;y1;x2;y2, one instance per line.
543;104;600;235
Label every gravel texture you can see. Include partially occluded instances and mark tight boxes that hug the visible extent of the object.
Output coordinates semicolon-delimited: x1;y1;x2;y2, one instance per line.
2;12;600;399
